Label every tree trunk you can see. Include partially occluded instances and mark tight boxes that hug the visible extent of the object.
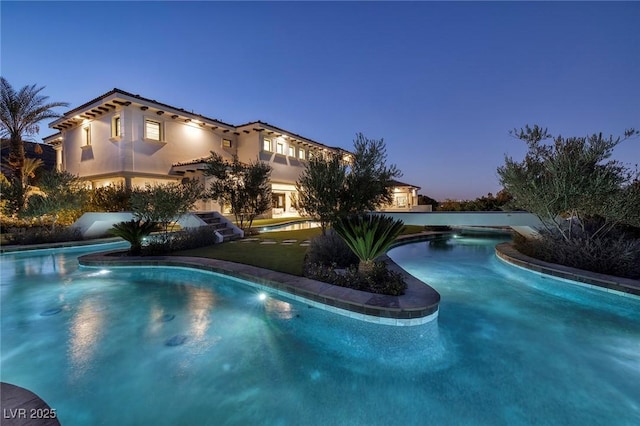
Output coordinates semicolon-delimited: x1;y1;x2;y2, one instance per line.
8;135;25;210
358;259;375;275
8;135;25;182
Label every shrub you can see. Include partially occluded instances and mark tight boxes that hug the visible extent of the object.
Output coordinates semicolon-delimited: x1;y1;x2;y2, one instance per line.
22;170;87;231
143;225;218;255
515;228;640;279
85;184;132;212
6;226;83;245
306;229;359;268
304;261;407;296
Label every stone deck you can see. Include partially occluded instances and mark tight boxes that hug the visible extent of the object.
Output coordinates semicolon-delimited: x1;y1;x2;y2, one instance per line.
0;382;60;426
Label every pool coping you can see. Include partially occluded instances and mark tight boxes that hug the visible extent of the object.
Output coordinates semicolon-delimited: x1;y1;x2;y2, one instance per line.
495;242;640;298
0;236;124;253
77;234;444;326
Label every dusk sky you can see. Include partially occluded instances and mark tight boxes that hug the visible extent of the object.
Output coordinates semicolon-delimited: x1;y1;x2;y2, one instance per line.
2;1;638;200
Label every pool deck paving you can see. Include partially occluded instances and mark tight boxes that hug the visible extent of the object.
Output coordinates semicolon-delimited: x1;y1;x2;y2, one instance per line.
0;382;61;426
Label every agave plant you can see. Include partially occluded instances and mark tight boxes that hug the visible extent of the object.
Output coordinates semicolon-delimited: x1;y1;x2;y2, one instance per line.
333;214;404;274
108;220;157;256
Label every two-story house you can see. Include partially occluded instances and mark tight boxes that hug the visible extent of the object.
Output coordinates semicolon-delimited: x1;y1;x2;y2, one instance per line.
44;88;421;216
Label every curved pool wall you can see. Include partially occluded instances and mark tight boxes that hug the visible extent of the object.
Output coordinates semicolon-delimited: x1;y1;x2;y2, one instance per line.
495;242;640;298
77;249;440;326
2;237;640;424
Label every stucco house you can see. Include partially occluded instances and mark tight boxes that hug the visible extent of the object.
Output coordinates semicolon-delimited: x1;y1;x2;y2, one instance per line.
44;88;422;217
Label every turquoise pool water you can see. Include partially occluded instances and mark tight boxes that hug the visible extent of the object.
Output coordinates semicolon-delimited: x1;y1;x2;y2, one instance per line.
1;237;639;425
260;220;320;232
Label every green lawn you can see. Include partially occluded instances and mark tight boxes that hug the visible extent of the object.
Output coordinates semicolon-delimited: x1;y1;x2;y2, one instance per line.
176;224;428;276
176;227;322;276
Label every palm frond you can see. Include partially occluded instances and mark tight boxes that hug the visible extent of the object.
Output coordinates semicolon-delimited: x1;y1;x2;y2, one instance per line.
333;214;405;263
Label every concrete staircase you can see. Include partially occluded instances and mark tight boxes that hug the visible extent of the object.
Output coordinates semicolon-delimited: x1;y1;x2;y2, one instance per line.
195;212;242;242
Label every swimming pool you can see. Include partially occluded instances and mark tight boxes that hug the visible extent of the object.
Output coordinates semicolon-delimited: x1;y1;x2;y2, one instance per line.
259;220;320;232
1;237;639;425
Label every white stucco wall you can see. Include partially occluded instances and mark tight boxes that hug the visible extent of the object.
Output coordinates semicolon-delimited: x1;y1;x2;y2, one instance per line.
127;108;235;177
59;105;238;186
62;111;121;178
236;132;260;162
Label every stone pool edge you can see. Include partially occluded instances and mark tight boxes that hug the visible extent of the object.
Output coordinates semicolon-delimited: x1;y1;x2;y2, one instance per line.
495;242;640;298
77;244;442;326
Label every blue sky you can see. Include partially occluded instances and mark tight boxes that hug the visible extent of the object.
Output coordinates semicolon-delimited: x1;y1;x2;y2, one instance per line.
2;1;638;200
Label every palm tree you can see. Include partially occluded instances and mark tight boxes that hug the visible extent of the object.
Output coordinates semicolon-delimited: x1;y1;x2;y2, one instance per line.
0;78;68;199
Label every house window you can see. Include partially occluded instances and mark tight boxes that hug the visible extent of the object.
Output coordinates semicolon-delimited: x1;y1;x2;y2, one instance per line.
276;142;284;155
263;139;272;152
288;146;295;157
222;139;232;148
144;119;162;141
298;149;306;160
396;196;408;208
272;193;285;208
111;115;121;138
83;125;91;146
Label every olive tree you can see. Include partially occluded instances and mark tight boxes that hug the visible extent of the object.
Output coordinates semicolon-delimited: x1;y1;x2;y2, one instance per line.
130;179;204;233
498;125;639;241
296;133;401;234
498;125;640;278
203;153;272;231
295;154;347;234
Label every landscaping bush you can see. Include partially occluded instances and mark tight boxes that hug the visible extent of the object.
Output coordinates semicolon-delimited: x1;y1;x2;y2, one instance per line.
6;226;83;245
85;184;132;212
306;229;359;268
515;227;640;279
304;261;407;296
143;225;218;255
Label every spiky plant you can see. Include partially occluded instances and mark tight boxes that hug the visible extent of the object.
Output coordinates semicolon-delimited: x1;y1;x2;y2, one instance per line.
108;220;157;256
333;214;404;274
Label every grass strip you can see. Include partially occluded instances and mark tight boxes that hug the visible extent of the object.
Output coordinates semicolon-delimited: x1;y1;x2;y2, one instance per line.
176;225;429;276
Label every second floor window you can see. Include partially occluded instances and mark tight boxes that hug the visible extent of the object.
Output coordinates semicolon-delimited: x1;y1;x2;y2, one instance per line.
276;142;284;154
288;146;295;157
112;116;121;138
145;119;162;141
263;139;272;152
298;149;306;160
83;125;91;146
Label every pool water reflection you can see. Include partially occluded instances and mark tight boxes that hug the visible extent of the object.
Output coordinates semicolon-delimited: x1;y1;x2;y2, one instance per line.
1;237;639;425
